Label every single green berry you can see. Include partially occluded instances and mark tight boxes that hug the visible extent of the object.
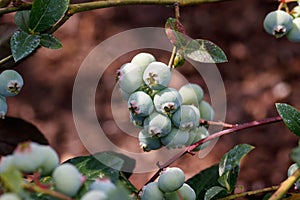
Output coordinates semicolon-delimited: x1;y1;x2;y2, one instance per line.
144;112;172;137
286;18;300;42
172;105;200;131
130;112;145;128
40;145;59;176
198;100;214;121
0;193;21;200
131;52;156;70
0;155;14;173
160;128;189;149
90;178;116;194
0;70;24;97
0;96;7;119
164;183;196;200
143;62;171;90
288;163;300;189
158;167;185;193
141;182;164;200
128;91;154;117
138;129;163;152
12;141;45;173
188;126;210;151
263;10;293;38
52;163;84;197
153;88;182;115
81;190;107;200
116;63;145;94
179;83;203;106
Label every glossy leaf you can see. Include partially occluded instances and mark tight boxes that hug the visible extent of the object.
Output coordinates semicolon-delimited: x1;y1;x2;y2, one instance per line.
219;144;254;177
218;166;239;193
204;186;227;200
165;17;188;49
276;103;300;137
186;165;220;199
29;0;69;32
40;34;62;49
14;11;30;33
184;39;227;63
10;30;40;62
0;116;48;156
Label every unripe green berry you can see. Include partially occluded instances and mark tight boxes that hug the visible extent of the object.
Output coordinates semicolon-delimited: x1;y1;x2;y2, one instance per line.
81;190;107;200
131;53;156;70
0;156;14;173
128;91;154;117
0;96;7;119
52;163;84;197
164;184;196;200
190;126;210;151
158;167;185;193
161;128;189;149
141;182;164;200
286;18;300;42
0;193;21;200
172;105;200;131
40;146;59;176
0;70;24;97
153;88;182;115
138;129;162;152
288;163;300;189
144;112;172;137
198;100;214;121
90;178;116;194
143;62;171;90
179;83;203;106
263;10;293;38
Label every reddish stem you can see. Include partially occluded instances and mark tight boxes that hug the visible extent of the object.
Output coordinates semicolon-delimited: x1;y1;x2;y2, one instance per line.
141;116;283;190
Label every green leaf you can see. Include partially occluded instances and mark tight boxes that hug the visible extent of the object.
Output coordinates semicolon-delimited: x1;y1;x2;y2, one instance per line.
10;30;40;62
219;144;254;176
186;165;220;199
218;166;239;193
165;17;188;49
291;145;300;166
14;11;31;33
0;166;23;193
40;34;62;49
276;103;300;137
204;186;227;200
107;182;134;200
29;0;69;32
184;39;227;63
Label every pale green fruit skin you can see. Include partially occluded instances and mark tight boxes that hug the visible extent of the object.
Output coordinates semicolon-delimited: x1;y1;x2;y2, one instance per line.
198;100;214;121
131;53;156;70
263;10;293;38
0;193;21;200
153;88;182;115
179;83;203;106
190;126;210;151
143;62;171;90
52;163;83;197
90;179;116;194
158;167;185;193
160;128;189;149
128;91;154;117
12;142;44;173
0;156;14;173
130;112;145;128
287;163;300;189
141;182;164;200
138;129;162;151
117;63;145;94
172;105;200;131
177;183;196;200
0;70;24;97
40;146;59;176
81;190;107;200
144;112;172;137
291;6;300;18
287;18;300;42
0;96;7;119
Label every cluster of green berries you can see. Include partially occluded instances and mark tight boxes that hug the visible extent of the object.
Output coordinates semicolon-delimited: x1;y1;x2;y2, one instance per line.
0;70;24;119
140;167;196;200
116;53;214;151
263;7;300;42
0;141;118;200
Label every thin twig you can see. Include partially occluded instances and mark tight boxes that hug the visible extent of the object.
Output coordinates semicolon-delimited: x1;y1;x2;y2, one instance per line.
199;119;236;128
141;116;283;191
0;55;13;66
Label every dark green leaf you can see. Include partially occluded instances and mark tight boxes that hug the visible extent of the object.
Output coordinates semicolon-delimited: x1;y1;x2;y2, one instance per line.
218;166;239;193
0;116;48;156
14;11;31;33
40;34;62;49
291;146;300;166
10;30;40;62
29;0;69;32
106;182;134;200
186;165;220;200
276;103;300;137
219;144;254;176
165;17;188;49
204;186;227;200
184;39;227;63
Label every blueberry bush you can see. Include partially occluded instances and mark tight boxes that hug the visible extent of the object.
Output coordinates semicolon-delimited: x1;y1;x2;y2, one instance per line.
1;0;300;199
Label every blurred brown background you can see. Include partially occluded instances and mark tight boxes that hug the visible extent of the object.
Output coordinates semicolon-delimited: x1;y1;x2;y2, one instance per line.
1;0;300;196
